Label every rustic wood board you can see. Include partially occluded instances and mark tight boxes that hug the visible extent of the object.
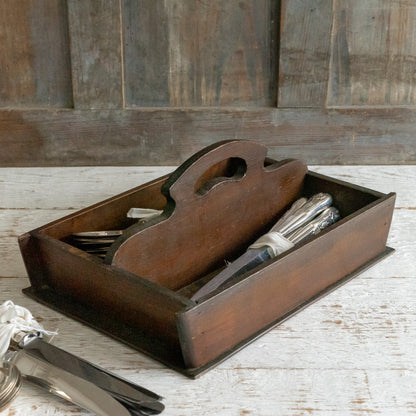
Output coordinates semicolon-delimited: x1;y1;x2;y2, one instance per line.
0;0;72;108
122;0;278;107
67;0;123;109
278;0;333;107
1;1;416;169
1;108;416;166
279;0;416;108
0;164;414;414
328;0;416;106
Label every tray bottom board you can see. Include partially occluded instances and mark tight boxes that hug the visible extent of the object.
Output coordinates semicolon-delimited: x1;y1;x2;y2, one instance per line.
23;246;394;378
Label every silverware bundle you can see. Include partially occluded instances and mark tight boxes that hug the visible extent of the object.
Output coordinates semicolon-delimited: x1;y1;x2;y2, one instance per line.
272;193;340;244
191;193;340;301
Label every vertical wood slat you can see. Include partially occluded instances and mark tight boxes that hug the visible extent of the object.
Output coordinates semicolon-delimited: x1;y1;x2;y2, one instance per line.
67;0;123;109
123;0;278;107
278;0;333;108
0;0;73;108
328;0;416;107
166;0;278;107
122;0;170;107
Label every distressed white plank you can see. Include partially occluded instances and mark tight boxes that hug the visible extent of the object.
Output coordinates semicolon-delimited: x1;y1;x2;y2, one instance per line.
0;167;174;209
312;165;416;208
226;276;416;372
1;166;414;209
2;275;414;374
0;167;173;277
0;209;75;277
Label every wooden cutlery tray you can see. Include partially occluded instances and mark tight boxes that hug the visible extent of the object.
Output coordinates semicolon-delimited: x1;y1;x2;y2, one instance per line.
19;140;395;378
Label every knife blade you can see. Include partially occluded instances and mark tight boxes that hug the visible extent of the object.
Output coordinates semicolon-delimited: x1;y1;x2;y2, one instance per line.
5;349;132;416
14;332;164;414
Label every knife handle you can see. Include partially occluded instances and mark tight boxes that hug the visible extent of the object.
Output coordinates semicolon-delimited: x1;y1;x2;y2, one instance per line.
271;193;332;235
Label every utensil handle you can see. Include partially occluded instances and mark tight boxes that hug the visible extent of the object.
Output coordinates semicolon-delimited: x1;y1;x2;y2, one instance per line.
16;333;164;413
271;193;332;235
7;350;132;416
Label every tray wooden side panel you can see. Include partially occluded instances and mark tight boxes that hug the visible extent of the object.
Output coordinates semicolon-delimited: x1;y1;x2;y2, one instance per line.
19;231;192;354
176;192;396;369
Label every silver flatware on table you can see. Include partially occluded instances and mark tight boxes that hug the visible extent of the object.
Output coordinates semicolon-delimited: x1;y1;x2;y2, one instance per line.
5;349;133;416
9;332;165;415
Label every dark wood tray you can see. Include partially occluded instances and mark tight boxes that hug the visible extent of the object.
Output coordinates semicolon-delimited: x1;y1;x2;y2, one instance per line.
19;140;395;378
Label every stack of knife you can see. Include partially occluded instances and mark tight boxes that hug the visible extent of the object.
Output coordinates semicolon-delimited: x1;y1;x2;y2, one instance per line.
4;332;164;415
69;209;163;259
69;230;124;259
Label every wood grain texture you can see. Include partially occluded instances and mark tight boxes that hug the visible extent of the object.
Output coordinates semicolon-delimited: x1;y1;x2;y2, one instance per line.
122;0;170;107
329;0;416;106
0;166;174;209
0;165;415;415
278;0;333;107
0;0;73;108
1;108;416;166
67;0;123;109
166;0;278;106
123;0;278;107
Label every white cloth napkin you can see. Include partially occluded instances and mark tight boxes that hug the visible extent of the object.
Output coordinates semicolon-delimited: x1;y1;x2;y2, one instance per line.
0;300;57;358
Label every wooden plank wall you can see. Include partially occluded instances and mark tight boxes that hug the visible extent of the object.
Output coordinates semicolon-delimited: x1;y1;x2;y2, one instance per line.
122;0;278;107
0;0;415;166
0;0;72;108
328;0;416;106
279;0;416;108
67;0;123;109
278;0;333;107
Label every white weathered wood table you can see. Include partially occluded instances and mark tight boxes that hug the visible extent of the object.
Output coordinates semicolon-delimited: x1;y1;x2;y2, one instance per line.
0;165;415;416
